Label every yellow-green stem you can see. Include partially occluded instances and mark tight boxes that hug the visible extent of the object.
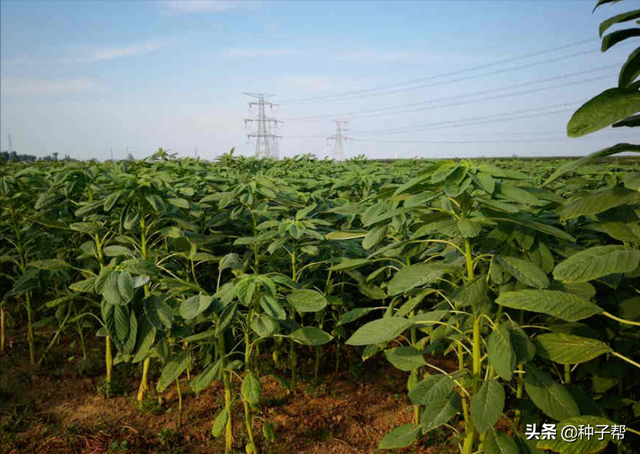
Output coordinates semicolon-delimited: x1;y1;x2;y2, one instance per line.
176;378;183;427
564;364;571;385
137;357;151;402
105;336;113;385
26;292;35;367
243;398;258;454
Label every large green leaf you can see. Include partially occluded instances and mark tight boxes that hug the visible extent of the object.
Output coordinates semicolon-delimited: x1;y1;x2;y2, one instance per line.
471;380;505;434
496;290;603;322
180;294;214;320
487;323;517;381
251;314;280;337
329;258;369;271
286;289;327;313
363;224;387;250
156;351;191;392
420;391;460;432
543;143;640;186
554;245;640;283
190;360;221;393
533;334;611;364
537;416;614;454
567;86;640;137
378;424;421;449
211;408;228;438
408;374;455;406
484;429;519;454
620;47;640;88
346;317;410;346
525;365;579;421
559;185;639;220
497;256;549;289
290;327;333;346
384;346;427;371
599;9;640;36
387;263;457;296
241;372;262;405
601;28;640;52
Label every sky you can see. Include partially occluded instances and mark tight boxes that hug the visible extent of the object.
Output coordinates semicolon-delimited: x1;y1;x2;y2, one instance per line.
0;0;638;161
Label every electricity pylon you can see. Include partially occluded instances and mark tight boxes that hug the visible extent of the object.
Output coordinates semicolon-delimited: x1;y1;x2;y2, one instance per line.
327;120;350;161
244;93;282;159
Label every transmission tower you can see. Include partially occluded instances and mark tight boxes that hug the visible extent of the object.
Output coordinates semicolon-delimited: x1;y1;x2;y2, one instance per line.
327;121;350;161
8;134;12;153
244;93;282;159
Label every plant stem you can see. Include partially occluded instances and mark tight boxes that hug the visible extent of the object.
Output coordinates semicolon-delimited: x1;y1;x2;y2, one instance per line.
217;336;233;453
137;357;151;403
105;335;113;391
612;351;640;370
0;307;5;354
514;364;524;429
564;364;571;385
243;397;258;454
176;378;183;427
602;311;640;327
25;292;35;368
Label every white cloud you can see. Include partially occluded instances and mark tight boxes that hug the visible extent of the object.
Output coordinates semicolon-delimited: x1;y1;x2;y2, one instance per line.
1;78;100;97
161;1;260;13
222;47;301;58
336;50;437;63
76;42;163;63
278;75;347;92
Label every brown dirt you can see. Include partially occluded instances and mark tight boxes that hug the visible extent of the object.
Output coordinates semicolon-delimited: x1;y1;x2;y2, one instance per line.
1;331;457;454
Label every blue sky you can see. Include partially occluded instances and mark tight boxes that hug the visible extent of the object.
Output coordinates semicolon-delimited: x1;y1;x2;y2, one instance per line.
0;0;638;160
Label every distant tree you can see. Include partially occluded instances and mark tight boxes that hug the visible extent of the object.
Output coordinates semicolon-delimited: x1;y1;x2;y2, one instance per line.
125;153;135;161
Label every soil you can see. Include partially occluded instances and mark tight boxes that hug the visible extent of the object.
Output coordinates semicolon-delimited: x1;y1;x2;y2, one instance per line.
0;330;458;454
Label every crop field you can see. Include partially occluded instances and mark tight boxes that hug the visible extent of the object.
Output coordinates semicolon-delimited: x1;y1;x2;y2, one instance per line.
1;150;640;454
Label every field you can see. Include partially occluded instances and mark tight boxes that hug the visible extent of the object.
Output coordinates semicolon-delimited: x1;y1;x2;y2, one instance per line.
1;150;640;454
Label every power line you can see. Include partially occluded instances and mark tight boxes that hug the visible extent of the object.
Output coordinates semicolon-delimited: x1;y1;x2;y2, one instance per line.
278;37;600;105
284;65;618;122
351;104;580;136
351;136;640;145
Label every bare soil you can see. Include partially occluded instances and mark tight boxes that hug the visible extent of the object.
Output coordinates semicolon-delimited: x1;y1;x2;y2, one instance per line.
1;330;457;454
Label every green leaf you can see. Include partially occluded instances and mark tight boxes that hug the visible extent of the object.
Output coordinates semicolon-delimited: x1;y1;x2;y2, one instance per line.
384;346;427;371
143;295;174;330
525;365;579;421
132;316;157;363
477;173;496;194
533;333;611;364
387;263;456;296
329;258;369;271
554;245;640;283
259;295;286;320
289;327;333;346
378;424;421;449
484;429;519;454
559;185;639;220
536;416;614;454
496;184;539;205
599;9;640;37
346;317;410;346
544;143;640;186
167;197;189;209
251;314;279;337
156;351;191;392
180;294;214;320
215;303;237;336
69;276;97;293
487;323;517;381
457;218;482;238
362;224;387;250
419;390;460;432
567;86;640;137
618;46;640;88
337;307;377;325
497;256;549;289
325;231;367;240
211;408;228;438
612;113;640;127
471;380;506;434
509;322;536;364
189;361;221;393
241;372;262;405
103;245;134;257
408;374;455;406
103;191;123;212
496;290;603;322
117;271;134;303
27;259;70;271
102;272;131;306
286;289;327;313
601;28;640;52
